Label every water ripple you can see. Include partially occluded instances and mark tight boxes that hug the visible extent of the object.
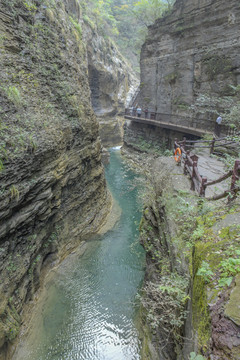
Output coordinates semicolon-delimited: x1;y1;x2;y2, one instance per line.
13;149;145;360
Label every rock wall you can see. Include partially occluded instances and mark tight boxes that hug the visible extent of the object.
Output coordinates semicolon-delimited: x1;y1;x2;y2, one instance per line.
139;0;240;123
133;157;192;360
0;0;110;356
136;154;240;360
86;28;137;117
123;120;199;152
84;23;138;146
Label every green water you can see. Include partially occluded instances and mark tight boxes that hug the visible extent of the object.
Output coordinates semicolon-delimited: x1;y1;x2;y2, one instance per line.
14;147;145;360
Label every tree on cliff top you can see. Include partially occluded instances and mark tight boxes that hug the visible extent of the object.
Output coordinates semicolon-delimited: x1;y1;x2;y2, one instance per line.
130;0;174;26
82;0;175;72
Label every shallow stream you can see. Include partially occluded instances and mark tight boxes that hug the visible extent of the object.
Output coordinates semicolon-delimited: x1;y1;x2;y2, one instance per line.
13;147;145;360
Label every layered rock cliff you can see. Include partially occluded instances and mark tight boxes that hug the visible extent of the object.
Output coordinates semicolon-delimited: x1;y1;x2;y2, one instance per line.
0;0;111;356
84;23;138;146
139;0;240;124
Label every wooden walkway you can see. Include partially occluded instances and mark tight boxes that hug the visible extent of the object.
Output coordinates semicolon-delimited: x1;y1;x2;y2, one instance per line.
124;115;213;137
175;138;240;200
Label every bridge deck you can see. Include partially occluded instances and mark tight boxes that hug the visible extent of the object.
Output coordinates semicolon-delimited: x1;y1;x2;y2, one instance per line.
124;115;213;137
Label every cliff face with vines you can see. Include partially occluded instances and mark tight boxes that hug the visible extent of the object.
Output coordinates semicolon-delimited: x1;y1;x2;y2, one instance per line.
0;0;113;356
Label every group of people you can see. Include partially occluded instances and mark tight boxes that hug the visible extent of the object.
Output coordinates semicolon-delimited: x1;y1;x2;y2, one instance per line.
129;106;149;118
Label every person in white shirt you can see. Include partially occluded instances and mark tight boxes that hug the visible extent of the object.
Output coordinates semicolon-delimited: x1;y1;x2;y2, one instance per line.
215;115;222;136
137;107;142;117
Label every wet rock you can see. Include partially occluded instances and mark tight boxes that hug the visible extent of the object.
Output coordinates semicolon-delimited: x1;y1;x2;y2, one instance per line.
101;148;110;165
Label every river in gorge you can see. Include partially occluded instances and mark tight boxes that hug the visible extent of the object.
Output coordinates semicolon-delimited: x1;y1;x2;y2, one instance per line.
13;147;146;360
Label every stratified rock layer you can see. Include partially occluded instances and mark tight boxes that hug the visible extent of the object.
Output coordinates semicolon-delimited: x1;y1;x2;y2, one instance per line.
0;0;110;355
85;27;138;117
140;0;240;123
84;24;138;146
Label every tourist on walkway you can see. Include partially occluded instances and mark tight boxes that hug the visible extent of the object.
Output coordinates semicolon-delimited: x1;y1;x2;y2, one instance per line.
215;115;222;137
137;107;142;117
144;107;148;119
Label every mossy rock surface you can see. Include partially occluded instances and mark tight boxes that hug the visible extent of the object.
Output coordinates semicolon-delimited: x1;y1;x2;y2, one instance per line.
225;274;240;326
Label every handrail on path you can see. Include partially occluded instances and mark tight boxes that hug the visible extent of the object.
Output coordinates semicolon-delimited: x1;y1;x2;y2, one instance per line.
179;135;239;155
175;138;240;201
125;108;237;136
125;105;239;200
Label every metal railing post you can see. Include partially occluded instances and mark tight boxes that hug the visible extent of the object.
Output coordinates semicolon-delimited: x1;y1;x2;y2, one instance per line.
191;154;199;192
210;136;216;154
184;150;190;175
200;177;207;197
229;160;240;201
191;161;196;190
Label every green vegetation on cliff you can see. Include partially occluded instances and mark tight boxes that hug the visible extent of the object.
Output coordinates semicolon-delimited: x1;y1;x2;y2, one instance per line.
136;156;240;359
77;0;175;72
0;0;90;170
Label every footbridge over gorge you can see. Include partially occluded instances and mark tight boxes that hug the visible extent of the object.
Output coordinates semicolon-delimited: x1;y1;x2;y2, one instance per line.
124;108;232;137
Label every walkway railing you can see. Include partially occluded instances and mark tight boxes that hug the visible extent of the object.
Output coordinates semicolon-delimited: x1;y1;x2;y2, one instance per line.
125;108;235;136
180;136;239;155
175;138;240;201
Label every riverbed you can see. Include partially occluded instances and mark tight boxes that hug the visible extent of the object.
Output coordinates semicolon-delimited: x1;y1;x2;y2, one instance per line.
12;147;145;360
